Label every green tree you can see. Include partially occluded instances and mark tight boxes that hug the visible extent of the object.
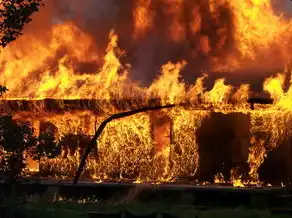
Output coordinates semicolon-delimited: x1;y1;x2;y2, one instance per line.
0;0;43;48
0;116;60;180
0;117;37;179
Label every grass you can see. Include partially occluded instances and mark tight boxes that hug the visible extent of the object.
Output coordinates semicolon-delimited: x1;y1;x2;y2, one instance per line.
2;202;292;217
1;184;292;217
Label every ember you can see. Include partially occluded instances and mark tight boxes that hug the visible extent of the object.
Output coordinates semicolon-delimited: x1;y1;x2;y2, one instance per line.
1;0;292;187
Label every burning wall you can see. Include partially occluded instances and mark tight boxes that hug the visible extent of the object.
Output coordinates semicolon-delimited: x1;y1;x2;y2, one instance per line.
3;103;292;186
1;0;292;186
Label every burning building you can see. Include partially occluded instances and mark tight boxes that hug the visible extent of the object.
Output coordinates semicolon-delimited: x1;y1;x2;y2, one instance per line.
1;0;292;186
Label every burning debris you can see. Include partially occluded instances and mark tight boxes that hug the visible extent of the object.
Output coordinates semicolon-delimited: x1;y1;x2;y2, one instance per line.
1;0;292;187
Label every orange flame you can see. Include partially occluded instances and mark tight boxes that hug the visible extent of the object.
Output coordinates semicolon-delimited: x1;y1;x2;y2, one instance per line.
133;0;154;39
161;0;185;42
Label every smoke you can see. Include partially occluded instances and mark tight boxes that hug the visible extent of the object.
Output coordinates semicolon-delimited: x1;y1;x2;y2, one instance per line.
271;0;292;18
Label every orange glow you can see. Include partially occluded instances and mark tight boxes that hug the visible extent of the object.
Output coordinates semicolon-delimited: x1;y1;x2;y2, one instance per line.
161;0;185;42
133;0;154;39
228;0;292;68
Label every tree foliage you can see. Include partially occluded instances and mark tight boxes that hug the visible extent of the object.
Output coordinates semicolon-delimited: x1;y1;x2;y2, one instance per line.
0;85;8;96
0;116;60;180
0;0;43;48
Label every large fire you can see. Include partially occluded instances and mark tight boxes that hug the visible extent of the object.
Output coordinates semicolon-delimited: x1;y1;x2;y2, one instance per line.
1;0;292;187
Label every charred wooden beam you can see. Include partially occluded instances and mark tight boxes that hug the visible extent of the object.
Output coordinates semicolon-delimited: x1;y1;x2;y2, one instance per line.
247;98;274;110
0;97;274;115
0;98;162;115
